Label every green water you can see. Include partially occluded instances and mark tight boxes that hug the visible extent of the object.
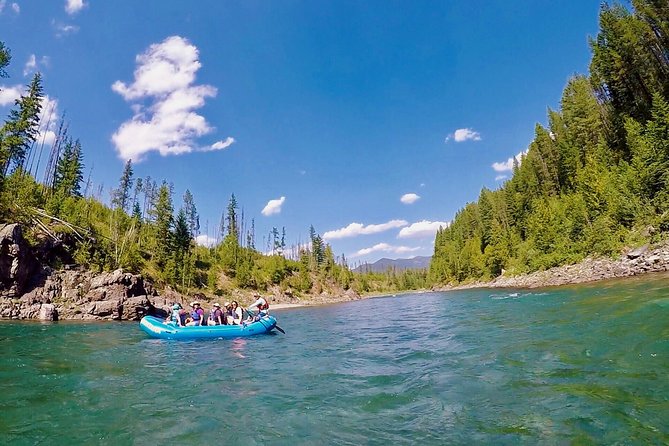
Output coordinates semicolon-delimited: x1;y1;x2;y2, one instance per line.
2;273;669;445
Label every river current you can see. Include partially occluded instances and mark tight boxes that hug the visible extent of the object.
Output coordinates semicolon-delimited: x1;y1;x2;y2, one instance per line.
1;273;669;445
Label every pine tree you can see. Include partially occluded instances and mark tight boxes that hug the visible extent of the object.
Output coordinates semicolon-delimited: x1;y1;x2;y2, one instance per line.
151;182;174;267
183;189;199;238
112;159;133;212
309;225;324;269
53;137;84;197
0;41;10;79
272;226;280;254
226;193;239;241
0;72;43;176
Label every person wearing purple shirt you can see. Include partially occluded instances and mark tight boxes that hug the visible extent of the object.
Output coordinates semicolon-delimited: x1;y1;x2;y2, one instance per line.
186;301;204;326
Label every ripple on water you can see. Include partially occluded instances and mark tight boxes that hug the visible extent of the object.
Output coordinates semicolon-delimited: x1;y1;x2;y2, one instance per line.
2;281;669;443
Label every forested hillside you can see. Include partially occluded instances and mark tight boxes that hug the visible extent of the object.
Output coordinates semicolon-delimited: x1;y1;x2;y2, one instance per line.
0;39;427;298
430;1;669;284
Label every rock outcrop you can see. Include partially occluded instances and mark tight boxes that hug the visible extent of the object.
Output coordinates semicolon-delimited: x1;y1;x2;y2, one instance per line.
0;223;42;298
0;268;173;321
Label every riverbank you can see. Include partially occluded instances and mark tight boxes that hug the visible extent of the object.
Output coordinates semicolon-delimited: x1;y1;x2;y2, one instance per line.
3;223;668;321
438;240;669;291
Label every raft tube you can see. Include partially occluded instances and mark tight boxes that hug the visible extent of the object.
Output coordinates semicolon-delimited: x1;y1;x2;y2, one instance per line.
139;315;277;340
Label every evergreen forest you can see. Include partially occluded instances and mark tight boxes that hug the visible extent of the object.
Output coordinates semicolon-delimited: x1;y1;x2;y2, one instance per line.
430;1;669;285
1;2;668;296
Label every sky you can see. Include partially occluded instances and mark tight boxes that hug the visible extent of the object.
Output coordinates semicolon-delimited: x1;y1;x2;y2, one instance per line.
0;0;602;266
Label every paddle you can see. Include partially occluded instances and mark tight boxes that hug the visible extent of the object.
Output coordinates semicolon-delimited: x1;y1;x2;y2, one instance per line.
246;308;285;334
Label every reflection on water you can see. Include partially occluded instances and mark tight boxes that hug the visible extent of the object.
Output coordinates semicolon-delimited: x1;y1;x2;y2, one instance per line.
1;272;669;444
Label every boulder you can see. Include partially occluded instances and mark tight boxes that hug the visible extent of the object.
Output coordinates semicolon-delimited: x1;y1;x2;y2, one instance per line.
121;295;153;321
39;303;57;321
86;299;122;319
627;245;649;260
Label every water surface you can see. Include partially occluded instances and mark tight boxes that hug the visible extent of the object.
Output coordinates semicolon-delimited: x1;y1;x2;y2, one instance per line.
2;273;669;445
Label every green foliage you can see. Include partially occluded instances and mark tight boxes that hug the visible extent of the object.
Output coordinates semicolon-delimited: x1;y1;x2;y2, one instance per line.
430;2;669;286
0;73;43;177
0;41;10;78
112;159;133;212
53;138;84;197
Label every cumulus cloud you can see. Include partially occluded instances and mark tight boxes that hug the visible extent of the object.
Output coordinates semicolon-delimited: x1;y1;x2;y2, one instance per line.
400;193;420;204
445;128;481;143
492;150;528;172
65;0;86;15
262;196;286;216
111;36;231;162
0;84;23;106
11;2;18;13
351;243;421;258
323;220;408;240
398;220;449;239
495;175;508;181
195;234;217;248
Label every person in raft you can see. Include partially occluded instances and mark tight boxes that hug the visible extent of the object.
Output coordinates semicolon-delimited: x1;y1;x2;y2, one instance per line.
223;302;233;325
245;294;270;322
208;303;224;326
231;301;243;325
186;301;204;326
165;303;184;326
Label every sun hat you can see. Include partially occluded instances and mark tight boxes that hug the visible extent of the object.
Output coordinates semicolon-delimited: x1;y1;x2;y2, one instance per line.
224;301;230;307
213;303;221;307
191;301;200;306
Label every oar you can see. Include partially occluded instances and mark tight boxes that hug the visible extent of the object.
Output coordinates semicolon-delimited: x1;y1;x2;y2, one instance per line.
247;308;285;334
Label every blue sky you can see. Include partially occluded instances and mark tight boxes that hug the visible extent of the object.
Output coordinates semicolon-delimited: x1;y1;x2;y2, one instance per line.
0;0;601;266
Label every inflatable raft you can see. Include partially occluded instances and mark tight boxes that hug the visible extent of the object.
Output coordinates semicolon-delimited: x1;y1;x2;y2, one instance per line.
139;315;278;340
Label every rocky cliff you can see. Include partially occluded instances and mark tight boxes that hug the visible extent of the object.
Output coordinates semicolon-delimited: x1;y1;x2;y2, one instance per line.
0;223;180;321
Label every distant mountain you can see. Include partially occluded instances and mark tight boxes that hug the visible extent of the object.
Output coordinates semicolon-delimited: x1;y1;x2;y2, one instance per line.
353;256;432;273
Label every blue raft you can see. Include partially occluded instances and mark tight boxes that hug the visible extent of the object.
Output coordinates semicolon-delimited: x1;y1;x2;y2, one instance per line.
139;315;277;340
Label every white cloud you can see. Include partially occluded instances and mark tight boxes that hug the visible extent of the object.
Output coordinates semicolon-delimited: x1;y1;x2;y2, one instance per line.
398;220;449;239
23;55;50;77
495;175;508;181
400;193;420;204
0;1;19;14
492;150;527;172
111;36;230;162
351;243;421;258
23;54;36;76
202;136;235;152
36;95;59;146
445;128;481;143
195;234;217;248
323;220;408;240
53;21;79;37
0;88;58;146
261;196;285;216
0;84;24;106
65;0;86;15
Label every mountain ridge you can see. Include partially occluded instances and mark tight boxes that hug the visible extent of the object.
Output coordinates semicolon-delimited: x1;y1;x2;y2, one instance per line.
353;256;432;273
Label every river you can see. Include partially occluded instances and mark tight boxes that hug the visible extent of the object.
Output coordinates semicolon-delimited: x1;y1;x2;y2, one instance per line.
1;273;669;445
